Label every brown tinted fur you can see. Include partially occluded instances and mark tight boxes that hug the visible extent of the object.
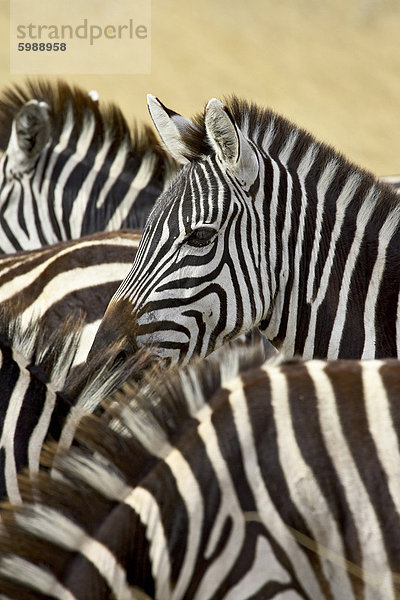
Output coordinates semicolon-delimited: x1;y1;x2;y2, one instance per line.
86;296;141;363
0;79;173;184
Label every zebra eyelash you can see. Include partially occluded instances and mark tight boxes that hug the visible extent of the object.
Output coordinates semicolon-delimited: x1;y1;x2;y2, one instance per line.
184;227;218;248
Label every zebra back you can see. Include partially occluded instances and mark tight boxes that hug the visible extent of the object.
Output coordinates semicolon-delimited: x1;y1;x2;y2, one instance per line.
381;174;400;193
0;80;178;253
0;229;141;365
1;341;400;598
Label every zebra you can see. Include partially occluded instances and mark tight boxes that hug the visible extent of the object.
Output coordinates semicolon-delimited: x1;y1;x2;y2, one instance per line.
0;310;82;505
0;227;277;370
0;80;178;253
0;229;142;366
1;341;400;598
0;306;153;506
88;95;400;364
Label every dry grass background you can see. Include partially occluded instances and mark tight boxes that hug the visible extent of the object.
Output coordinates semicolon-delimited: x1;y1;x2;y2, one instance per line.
0;0;399;174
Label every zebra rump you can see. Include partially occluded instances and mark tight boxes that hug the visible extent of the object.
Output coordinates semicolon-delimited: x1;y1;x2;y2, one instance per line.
0;80;178;253
0;339;400;598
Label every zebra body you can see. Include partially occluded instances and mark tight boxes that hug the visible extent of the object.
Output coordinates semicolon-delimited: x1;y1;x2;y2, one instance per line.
89;96;400;363
0;81;177;253
1;343;400;598
0;229;141;365
0;314;80;505
0;308;152;505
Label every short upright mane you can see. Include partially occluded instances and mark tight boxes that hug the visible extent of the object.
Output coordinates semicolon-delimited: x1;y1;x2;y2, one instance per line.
0;80;171;181
182;95;399;204
0;337;273;600
101;333;275;457
28;334;276;511
0;306;83;389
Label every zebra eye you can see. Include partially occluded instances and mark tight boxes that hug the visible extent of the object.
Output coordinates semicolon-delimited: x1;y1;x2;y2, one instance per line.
186;227;216;248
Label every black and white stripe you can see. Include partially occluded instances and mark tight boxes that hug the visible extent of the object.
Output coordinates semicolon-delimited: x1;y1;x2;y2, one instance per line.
0;308;152;506
89;96;400;363
0;313;81;505
1;341;400;598
0;229;141;366
0;81;177;253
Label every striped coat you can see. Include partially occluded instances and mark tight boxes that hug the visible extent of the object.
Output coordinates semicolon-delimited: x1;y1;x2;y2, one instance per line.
0;308;153;505
88;96;400;363
0;80;177;253
0;340;399;598
0;229;141;365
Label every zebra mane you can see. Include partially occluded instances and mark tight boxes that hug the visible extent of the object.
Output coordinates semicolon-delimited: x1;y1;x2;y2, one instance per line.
0;334;277;599
181;95;399;205
9;330;275;497
0;306;83;390
0;79;175;184
55;342;157;460
72;331;276;474
21;336;272;526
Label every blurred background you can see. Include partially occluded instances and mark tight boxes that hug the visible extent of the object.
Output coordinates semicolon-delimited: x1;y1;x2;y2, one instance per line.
0;0;399;174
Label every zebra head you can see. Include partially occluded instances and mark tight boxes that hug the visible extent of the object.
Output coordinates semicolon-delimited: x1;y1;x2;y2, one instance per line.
90;95;400;364
0;81;179;254
89;96;269;364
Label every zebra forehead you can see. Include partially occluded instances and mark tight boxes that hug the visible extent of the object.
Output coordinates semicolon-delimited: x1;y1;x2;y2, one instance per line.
145;164;193;227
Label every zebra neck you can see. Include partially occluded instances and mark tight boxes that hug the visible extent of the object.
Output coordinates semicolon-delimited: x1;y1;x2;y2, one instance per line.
258;149;400;359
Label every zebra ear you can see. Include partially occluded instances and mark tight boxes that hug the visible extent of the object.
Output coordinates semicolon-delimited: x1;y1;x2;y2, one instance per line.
205;98;258;183
6;100;51;175
147;95;197;165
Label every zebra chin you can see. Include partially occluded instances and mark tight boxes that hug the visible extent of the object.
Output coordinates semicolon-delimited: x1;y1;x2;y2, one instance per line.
134;309;219;364
89;296;217;365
